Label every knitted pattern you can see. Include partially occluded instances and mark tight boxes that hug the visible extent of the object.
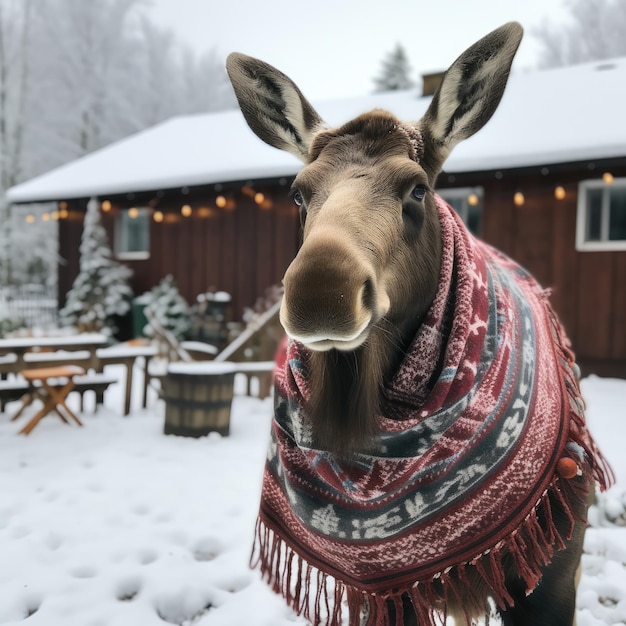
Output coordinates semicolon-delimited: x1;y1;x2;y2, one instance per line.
253;196;613;626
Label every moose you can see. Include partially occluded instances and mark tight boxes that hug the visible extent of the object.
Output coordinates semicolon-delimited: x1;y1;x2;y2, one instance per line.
227;22;611;626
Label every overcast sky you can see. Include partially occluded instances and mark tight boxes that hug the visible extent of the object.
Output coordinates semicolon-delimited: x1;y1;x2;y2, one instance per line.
149;0;571;101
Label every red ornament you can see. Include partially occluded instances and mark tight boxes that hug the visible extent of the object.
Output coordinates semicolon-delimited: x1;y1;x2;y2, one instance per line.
557;457;579;479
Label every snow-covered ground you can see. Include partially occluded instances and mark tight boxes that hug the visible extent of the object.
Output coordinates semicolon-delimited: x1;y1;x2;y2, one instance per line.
0;368;625;626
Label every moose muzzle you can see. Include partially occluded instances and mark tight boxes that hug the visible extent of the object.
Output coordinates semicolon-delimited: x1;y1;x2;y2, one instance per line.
280;231;389;351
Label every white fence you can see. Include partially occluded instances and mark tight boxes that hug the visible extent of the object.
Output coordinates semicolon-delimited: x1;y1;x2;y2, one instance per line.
0;285;58;331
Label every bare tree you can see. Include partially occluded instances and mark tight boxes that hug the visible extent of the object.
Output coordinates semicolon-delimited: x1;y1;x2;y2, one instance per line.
533;0;626;67
0;0;33;286
0;0;235;291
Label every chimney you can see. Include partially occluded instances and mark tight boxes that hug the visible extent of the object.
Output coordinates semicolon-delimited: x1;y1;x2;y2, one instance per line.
421;71;445;97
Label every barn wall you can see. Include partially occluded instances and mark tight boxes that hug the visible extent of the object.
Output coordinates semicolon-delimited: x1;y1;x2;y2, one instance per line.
58;182;300;325
58;162;626;376
57;203;85;307
440;161;626;377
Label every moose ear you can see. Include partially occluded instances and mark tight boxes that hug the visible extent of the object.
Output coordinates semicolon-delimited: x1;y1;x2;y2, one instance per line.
420;22;523;169
226;52;326;162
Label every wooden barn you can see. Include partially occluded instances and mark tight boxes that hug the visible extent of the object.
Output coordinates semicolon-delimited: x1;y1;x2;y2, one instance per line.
7;57;626;376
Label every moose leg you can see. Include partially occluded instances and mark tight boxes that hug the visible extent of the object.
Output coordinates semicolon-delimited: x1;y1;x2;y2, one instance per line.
499;483;592;626
385;594;418;626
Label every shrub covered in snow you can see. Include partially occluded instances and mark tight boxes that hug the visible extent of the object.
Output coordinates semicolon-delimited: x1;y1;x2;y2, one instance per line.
60;199;133;335
142;275;192;341
0;316;26;338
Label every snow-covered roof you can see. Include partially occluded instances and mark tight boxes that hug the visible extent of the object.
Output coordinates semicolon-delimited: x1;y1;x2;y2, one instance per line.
7;58;626;204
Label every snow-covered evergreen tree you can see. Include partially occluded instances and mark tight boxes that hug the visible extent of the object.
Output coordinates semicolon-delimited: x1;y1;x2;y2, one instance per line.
60;198;133;334
143;275;191;341
373;43;415;92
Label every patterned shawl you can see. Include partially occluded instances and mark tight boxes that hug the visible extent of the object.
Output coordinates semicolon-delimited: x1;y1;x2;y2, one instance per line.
253;196;612;626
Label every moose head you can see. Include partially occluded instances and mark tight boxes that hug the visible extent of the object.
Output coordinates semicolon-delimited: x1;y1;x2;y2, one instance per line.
227;23;523;456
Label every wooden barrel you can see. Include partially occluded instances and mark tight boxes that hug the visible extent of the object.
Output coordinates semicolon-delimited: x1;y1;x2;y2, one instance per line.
163;362;237;437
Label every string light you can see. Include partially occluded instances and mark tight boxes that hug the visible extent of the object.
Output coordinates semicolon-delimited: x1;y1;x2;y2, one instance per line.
26;214;35;224
602;172;614;185
51;210;60;220
554;186;566;200
59;208;69;219
216;195;227;208
128;207;139;219
254;192;265;205
513;192;525;206
181;204;192;217
153;210;164;223
101;200;112;212
41;212;50;222
58;201;68;211
467;193;479;206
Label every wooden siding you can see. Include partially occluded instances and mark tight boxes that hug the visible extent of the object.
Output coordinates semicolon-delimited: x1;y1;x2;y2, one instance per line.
57;162;626;375
58;184;300;323
57;208;84;304
441;161;626;376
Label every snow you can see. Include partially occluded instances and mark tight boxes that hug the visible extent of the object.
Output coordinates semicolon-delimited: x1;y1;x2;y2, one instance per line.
0;333;107;350
23;350;91;363
96;345;158;359
7;58;626;204
0;379;28;391
179;342;219;356
206;292;232;304
167;362;238;375
0;371;625;626
231;361;276;373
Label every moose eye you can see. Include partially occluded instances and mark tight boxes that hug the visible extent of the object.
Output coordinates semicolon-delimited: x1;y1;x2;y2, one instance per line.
292;190;304;207
411;185;427;202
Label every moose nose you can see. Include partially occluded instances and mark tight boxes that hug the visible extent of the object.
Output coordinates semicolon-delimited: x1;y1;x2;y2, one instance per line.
280;235;382;349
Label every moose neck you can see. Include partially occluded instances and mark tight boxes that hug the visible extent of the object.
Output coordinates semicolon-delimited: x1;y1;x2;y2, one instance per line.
304;299;433;459
301;193;443;458
304;326;389;459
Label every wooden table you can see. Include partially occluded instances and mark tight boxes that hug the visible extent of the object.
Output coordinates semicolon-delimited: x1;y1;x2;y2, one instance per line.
0;334;108;375
0;336;159;416
96;343;157;415
11;365;86;435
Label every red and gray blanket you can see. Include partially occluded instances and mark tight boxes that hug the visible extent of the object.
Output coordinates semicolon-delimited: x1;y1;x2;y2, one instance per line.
253;196;612;626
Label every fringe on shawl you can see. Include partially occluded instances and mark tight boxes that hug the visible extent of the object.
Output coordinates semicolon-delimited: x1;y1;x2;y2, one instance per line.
543;291;615;492
251;466;604;626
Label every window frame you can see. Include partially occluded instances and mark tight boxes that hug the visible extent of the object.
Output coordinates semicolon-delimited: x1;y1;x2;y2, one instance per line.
115;207;151;260
576;178;626;252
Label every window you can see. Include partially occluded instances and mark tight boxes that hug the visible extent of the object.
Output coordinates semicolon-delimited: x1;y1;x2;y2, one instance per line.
577;178;626;251
115;208;150;259
437;187;483;236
